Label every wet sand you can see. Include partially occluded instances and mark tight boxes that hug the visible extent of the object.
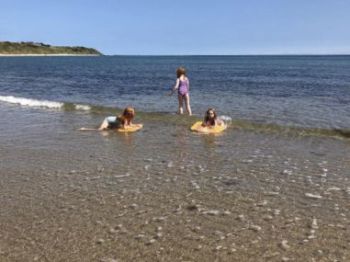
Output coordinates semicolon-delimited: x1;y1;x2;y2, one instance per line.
0;107;349;261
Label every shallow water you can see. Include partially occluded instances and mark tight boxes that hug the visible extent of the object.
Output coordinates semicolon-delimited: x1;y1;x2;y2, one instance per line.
1;105;349;261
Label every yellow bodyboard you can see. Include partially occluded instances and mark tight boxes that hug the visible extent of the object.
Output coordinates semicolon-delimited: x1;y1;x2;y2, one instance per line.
190;121;227;134
117;124;143;133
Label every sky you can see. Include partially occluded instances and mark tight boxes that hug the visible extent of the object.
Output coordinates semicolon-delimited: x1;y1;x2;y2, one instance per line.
1;0;350;55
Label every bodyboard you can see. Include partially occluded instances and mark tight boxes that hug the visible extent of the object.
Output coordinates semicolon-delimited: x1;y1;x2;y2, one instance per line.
117;124;143;133
190;121;227;134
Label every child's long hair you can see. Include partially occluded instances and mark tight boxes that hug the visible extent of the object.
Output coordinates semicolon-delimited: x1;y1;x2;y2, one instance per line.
204;108;217;126
176;67;186;78
118;107;135;123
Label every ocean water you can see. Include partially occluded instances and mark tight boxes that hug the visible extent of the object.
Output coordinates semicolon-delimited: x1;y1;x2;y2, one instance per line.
0;55;349;134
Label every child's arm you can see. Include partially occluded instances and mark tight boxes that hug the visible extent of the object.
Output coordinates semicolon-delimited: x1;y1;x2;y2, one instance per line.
168;79;179;96
123;118;133;127
201;118;208;127
216;119;225;126
172;78;180;92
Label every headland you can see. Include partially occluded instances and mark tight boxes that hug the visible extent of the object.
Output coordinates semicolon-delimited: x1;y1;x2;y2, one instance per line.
0;41;102;56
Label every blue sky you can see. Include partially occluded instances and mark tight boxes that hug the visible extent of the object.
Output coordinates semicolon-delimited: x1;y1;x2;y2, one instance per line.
1;0;350;55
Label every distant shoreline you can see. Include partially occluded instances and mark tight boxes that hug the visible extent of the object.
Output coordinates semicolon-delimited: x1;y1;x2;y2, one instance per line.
0;54;101;57
108;54;350;56
2;54;349;57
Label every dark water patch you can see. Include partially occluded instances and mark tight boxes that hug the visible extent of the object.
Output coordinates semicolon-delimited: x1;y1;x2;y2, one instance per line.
332;128;350;138
230;119;350;140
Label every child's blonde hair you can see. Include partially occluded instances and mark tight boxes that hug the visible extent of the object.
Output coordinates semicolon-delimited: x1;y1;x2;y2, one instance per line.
176;67;186;78
118;107;135;124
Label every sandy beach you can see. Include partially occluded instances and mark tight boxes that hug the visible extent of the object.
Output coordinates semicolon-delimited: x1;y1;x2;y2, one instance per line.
0;105;349;262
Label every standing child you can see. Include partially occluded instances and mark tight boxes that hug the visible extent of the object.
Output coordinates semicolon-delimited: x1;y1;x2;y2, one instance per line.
172;67;192;115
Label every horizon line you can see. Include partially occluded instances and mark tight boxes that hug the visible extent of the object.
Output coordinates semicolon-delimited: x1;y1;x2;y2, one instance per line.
105;53;350;56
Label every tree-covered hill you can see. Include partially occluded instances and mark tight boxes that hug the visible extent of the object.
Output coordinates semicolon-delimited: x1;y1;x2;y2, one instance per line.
0;41;102;55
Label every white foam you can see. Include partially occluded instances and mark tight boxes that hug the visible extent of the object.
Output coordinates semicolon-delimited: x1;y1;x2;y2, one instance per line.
75;104;91;111
0;95;63;109
218;115;232;126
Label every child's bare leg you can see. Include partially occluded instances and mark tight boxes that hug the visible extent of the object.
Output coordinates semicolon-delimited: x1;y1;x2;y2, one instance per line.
177;94;184;114
184;94;192;116
98;119;109;130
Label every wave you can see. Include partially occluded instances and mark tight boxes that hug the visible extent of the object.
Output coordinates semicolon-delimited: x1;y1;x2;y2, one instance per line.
0;95;91;111
0;95;63;109
1;95;349;139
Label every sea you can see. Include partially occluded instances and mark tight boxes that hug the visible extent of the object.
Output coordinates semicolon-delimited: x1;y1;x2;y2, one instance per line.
0;55;349;133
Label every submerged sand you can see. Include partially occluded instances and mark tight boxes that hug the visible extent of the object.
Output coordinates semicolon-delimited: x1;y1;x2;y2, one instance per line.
0;108;349;261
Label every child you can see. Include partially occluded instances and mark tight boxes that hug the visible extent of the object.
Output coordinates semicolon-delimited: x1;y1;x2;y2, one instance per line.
201;108;224;127
98;107;136;130
172;67;192;115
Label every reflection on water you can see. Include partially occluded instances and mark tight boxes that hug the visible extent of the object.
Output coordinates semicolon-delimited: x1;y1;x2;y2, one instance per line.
99;130;137;147
199;132;226;149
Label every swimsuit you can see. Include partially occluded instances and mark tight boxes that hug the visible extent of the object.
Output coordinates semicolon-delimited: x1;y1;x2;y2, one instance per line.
178;78;189;96
107;116;117;123
203;119;216;127
106;116;122;129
